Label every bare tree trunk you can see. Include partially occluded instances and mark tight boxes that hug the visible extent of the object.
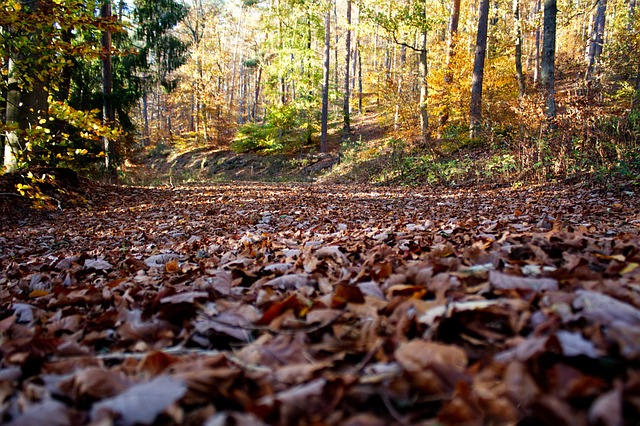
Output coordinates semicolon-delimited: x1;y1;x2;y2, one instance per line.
4;0;49;171
514;0;526;99
419;31;429;147
533;0;542;83
143;93;150;145
357;49;363;114
229;7;243;109
343;0;352;140
252;66;262;121
101;0;116;180
633;60;640;110
238;65;246;124
469;0;490;138
439;0;461;132
541;0;557;122
445;0;461;83
333;2;339;90
585;0;607;80
320;7;331;153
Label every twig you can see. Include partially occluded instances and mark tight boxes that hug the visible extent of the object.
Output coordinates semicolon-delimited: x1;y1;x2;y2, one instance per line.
379;391;409;426
53;346;273;373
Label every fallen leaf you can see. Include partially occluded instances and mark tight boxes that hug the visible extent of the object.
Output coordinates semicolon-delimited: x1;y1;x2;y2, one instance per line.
91;375;186;426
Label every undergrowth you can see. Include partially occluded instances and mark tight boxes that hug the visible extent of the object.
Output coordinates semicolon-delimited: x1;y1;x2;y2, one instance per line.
325;103;640;188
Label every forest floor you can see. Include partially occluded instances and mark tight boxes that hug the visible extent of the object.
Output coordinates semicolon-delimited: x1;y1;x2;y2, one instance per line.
1;172;640;424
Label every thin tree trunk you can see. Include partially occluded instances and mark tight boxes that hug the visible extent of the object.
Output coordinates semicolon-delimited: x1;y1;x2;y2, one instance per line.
343;0;352;140
585;0;607;80
351;23;358;95
534;0;542;83
419;31;429;147
357;49;363;114
4;0;48;171
143;93;150;145
320;7;331;153
229;7;243;109
541;0;557;122
445;0;461;82
514;0;526;99
252;66;262;121
439;0;461;132
470;0;490;138
101;0;116;179
238;65;245;124
633;59;640;110
333;2;339;89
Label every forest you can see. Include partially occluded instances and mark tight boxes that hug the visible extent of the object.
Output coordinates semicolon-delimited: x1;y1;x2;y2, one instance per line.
1;0;640;425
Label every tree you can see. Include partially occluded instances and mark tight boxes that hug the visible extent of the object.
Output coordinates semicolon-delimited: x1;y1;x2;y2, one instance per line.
514;0;525;99
540;0;556;122
3;0;49;171
133;0;188;141
343;0;352;140
469;0;490;138
321;4;331;153
585;0;608;80
101;0;116;179
363;0;432;146
438;0;461;131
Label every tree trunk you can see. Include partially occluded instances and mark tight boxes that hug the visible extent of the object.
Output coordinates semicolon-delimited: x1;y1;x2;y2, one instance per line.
439;0;461;131
4;0;49;171
419;32;429;147
541;0;557;122
469;0;490;138
533;0;542;83
585;0;607;80
357;49;363;114
57;28;74;102
229;7;243;109
343;0;352;140
252;65;262;121
320;8;331;153
633;59;640;110
445;0;461;83
143;93;150;145
514;0;526;99
101;0;116;180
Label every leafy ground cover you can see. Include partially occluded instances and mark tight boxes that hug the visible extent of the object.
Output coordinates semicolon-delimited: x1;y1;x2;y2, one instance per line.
1;179;639;425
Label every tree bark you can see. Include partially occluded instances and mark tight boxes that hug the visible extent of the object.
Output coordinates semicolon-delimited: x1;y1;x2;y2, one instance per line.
4;0;49;171
445;0;461;83
469;0;490;138
541;0;557;122
343;0;352;140
633;59;640;110
142;93;150;145
419;32;429;147
439;0;461;131
101;0;116;179
252;65;262;121
357;49;363;114
320;7;331;153
585;0;607;80
514;0;526;99
533;0;541;83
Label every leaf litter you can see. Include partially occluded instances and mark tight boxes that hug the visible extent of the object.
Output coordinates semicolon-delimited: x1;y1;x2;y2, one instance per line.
1;181;639;425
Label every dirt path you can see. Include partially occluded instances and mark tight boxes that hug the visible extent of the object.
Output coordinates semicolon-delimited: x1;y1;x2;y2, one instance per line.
1;181;639;424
